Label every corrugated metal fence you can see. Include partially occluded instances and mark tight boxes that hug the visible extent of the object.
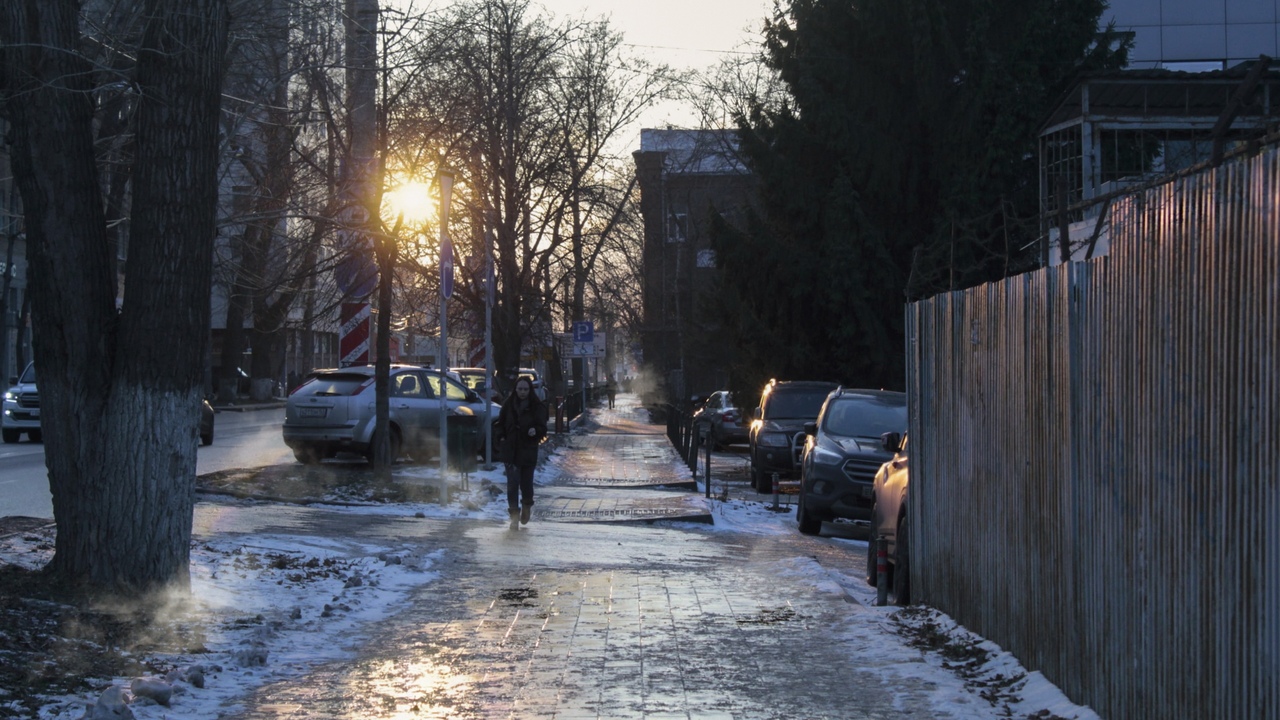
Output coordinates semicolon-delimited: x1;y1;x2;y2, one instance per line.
906;144;1279;719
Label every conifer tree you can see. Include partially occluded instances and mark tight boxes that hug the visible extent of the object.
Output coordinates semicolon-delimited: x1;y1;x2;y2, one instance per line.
714;0;1128;391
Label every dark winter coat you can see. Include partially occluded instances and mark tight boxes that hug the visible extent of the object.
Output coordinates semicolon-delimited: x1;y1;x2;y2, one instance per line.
496;394;548;467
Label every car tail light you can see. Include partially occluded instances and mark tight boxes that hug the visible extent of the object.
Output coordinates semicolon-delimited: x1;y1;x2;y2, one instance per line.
722;411;737;422
355;377;376;394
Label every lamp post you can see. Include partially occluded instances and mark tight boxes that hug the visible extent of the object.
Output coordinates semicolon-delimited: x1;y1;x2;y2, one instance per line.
483;213;495;470
437;169;454;482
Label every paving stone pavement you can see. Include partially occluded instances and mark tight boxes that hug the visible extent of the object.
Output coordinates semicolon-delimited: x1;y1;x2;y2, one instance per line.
211;396;960;719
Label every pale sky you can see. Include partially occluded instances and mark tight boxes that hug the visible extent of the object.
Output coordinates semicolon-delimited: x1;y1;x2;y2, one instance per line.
538;0;774;134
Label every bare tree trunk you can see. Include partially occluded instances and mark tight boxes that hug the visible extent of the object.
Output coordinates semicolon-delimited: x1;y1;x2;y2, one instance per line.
1;0;229;593
0;232;16;382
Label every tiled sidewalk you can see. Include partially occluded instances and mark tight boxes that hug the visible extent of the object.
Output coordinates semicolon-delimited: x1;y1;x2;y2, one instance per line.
222;395;944;719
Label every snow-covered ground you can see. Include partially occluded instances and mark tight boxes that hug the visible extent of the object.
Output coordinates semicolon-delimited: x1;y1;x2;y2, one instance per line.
0;451;1098;719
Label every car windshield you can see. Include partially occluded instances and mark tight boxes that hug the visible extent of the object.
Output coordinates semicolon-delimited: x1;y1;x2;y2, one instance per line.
458;373;487;391
18;365;35;384
426;373;470;401
763;391;832;419
823;397;907;438
304;373;370;396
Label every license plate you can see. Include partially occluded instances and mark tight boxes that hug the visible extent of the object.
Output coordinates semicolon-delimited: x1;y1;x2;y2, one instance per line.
861;486;874;498
298;407;327;418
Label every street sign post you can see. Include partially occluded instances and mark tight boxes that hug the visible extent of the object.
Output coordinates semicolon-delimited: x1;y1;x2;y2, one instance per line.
571;322;593;410
440;238;454;299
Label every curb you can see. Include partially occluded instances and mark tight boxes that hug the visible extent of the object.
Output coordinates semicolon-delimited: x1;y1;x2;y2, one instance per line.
212;402;287;413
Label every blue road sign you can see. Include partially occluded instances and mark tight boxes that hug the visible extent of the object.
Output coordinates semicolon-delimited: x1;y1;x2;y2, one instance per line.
573;321;594;342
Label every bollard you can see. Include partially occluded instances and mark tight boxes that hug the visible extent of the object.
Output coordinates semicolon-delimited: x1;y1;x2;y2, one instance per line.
875;535;890;606
704;430;713;499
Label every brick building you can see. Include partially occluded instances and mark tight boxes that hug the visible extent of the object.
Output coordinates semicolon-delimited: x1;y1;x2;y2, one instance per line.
633;129;756;406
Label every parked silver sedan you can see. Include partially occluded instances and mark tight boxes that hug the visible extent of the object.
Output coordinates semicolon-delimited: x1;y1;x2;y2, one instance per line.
692;390;749;449
283;365;497;464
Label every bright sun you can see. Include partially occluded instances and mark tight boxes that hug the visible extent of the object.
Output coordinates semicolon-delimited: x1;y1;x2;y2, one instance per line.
382;181;436;225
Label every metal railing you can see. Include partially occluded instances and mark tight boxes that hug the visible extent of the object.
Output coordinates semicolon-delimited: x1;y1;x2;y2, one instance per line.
554;383;605;432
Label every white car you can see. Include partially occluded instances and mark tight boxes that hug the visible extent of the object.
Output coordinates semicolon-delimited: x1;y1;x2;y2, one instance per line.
283;365;499;464
2;362;41;443
453;367;502;403
518;367;549;403
3;362;214;446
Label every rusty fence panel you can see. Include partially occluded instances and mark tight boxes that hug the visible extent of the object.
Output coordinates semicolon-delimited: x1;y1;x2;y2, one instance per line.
907;145;1279;719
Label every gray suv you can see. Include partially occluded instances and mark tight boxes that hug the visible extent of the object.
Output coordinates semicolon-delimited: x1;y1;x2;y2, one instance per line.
748;380;840;491
283;365;499;464
795;388;907;536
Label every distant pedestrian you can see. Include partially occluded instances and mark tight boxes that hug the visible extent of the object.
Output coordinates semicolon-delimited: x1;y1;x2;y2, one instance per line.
496;376;548;529
606;376;617;409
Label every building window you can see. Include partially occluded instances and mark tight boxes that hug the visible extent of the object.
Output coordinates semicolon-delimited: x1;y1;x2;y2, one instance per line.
697;249;716;268
667;212;687;244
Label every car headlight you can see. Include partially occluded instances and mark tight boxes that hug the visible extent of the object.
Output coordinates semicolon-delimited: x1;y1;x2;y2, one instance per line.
810;445;844;466
758;432;790;448
3;391;14;402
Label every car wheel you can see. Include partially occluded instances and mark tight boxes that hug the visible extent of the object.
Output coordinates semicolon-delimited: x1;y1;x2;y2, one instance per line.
2;429;18;444
293;445;322;464
893;513;911;606
797;492;822;535
365;429;403;466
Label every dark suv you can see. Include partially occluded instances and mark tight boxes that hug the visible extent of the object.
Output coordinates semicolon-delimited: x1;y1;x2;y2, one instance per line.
795;388;906;536
748;380;840;491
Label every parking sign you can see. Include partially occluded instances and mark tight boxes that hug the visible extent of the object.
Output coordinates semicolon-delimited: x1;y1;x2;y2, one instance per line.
572;321;594;342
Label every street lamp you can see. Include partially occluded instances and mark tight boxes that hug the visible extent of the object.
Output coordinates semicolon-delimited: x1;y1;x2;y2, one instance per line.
437;168;455;481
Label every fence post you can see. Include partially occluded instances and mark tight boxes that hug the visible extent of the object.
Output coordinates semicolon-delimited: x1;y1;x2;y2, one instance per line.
554;396;564;434
875;535;890;606
687;419;700;473
704;429;712;498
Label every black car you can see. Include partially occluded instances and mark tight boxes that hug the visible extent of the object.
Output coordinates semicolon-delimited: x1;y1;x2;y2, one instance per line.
795;388;906;536
747;380;840;491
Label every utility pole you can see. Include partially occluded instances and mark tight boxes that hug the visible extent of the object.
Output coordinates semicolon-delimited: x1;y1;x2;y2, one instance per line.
345;0;387;468
484;211;496;469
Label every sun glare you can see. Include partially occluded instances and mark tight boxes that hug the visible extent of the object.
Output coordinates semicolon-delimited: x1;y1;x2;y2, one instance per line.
383;181;436;225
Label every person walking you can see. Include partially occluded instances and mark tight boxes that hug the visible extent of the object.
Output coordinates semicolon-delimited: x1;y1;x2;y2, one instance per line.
496;376;548;529
606;376;617;409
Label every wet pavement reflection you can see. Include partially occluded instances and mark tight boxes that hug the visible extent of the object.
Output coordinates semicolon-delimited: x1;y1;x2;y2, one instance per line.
205;400;939;719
